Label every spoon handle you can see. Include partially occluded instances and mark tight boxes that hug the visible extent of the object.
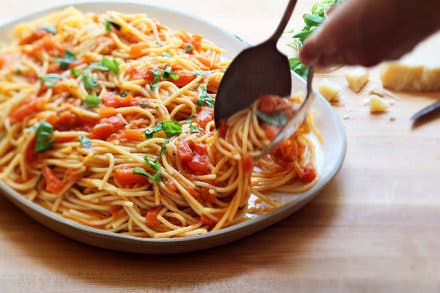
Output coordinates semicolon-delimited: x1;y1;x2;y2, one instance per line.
269;0;298;43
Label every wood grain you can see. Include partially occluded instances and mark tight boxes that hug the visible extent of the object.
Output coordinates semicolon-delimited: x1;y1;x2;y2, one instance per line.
0;0;439;292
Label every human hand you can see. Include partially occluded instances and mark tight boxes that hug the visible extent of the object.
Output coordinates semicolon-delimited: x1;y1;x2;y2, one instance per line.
299;0;440;67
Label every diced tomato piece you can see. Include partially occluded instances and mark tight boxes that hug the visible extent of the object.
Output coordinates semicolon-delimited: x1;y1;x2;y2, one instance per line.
122;129;144;142
64;168;82;182
102;92;136;108
188;141;208;156
186;153;210;175
54;136;76;143
38;36;64;57
187;186;200;201
9;97;41;123
145;206;163;228
257;94;289;113
164;179;178;192
89;116;125;140
170;69;196;87
41;166;64;194
129;43;150;58
243;154;254;174
98;106;118;118
194;107;214;129
52;111;78;131
126;66;155;83
261;124;280;140
300;163;317;183
176;140;193;163
200;188;216;203
19;29;49;45
194;55;217;69
113;166;148;186
190;34;203;51
177;140;210;175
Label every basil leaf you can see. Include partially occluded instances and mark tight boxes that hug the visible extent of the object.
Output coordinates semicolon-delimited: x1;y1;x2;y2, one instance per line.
39;73;63;88
105;21;112;32
139;102;150;107
144;157;161;171
161;121;182;137
157;140;169;160
132;168;161;183
255;111;288;126
71;68;81;77
162;66;178;81
55;50;76;70
119;92;128;97
197;86;215;107
84;95;101;108
82;72;98;90
41;24;57;35
149;70;162;91
303;14;324;27
88;63;109;72
78;136;91;148
106;21;121;31
161;52;172;58
34;121;54;152
183;44;193;53
145;123;163;139
101;56;119;74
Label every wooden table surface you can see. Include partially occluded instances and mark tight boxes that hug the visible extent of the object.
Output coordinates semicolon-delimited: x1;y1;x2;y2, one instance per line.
1;0;439;292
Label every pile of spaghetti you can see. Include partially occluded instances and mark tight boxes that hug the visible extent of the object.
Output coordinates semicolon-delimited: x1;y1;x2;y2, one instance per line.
0;8;318;238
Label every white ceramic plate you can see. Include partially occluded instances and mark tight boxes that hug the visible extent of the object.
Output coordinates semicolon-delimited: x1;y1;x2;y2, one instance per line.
0;1;346;254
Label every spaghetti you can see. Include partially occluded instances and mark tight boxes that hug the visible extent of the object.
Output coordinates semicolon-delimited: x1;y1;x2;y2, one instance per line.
0;7;318;238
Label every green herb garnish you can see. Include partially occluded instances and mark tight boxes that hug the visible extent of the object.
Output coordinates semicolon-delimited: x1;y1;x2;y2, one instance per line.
41;24;57;35
197;86;215;107
255;111;288;126
145;121;182;138
183;44;193;53
82;72;97;90
289;0;342;79
149;70;162;91
161;121;182;137
139;102;150;107
78;136;91;148
39;73;63;88
105;20;121;31
88;63;109;72
162;66;179;81
34;121;54;152
84;95;101;108
144;157;161;171
71;68;82;77
55;50;76;70
132;168;161;183
101;56;119;74
161;52;172;58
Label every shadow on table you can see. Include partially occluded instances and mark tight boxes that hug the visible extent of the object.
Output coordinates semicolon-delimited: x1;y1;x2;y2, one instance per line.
0;178;342;290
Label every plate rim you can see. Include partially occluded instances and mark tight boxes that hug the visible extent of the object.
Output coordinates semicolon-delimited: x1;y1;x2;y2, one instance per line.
0;0;347;251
